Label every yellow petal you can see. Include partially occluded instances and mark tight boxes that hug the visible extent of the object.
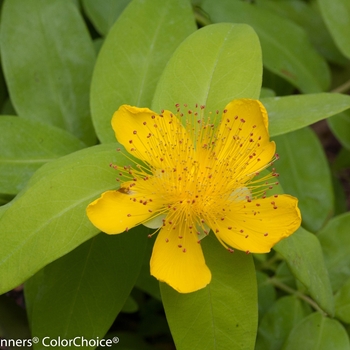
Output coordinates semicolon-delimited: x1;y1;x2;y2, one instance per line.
86;188;160;234
112;105;191;169
206;194;301;253
212;99;276;180
150;222;211;293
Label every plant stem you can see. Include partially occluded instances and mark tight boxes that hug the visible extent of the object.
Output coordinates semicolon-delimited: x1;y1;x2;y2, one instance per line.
269;278;327;316
331;78;350;94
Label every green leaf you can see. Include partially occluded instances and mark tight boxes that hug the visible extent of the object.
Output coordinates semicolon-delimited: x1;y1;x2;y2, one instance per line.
0;143;128;294
259;88;275;99
0;194;14;207
91;0;196;143
335;278;350;324
328;110;350;151
274;227;334;316
332;175;348;216
275;261;297;290
0;116;86;195
25;231;147;348
282;312;350;350
318;0;350;59
318;213;350;292
121;296;138;314
273;127;333;232
201;0;330;93
262;93;350;137
0;0;96;145
135;239;161;300
256;296;311;350
256;0;347;65
160;234;257;350
332;148;350;173
81;0;131;36
256;271;276;319
152;23;262;114
1;98;16;115
262;69;295;97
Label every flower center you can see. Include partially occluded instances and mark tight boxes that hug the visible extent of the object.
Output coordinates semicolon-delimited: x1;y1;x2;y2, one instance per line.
112;103;279;238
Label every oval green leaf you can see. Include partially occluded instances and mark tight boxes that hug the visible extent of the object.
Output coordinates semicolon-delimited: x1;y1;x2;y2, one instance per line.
334;278;350;324
201;0;330;93
0;0;96;145
0;143;128;294
318;0;350;59
90;0;196;143
262;93;350;137
152;23;262;114
274;227;334;316
256;271;276;319
273;127;333;232
0;116;86;195
256;0;347;65
318;213;350;292
256;296;311;350
25;231;147;348
282;312;350;350
160;234;257;350
327;110;350;151
81;0;131;36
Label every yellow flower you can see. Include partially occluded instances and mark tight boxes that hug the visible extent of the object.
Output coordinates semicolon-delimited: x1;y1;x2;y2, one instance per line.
87;99;301;293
